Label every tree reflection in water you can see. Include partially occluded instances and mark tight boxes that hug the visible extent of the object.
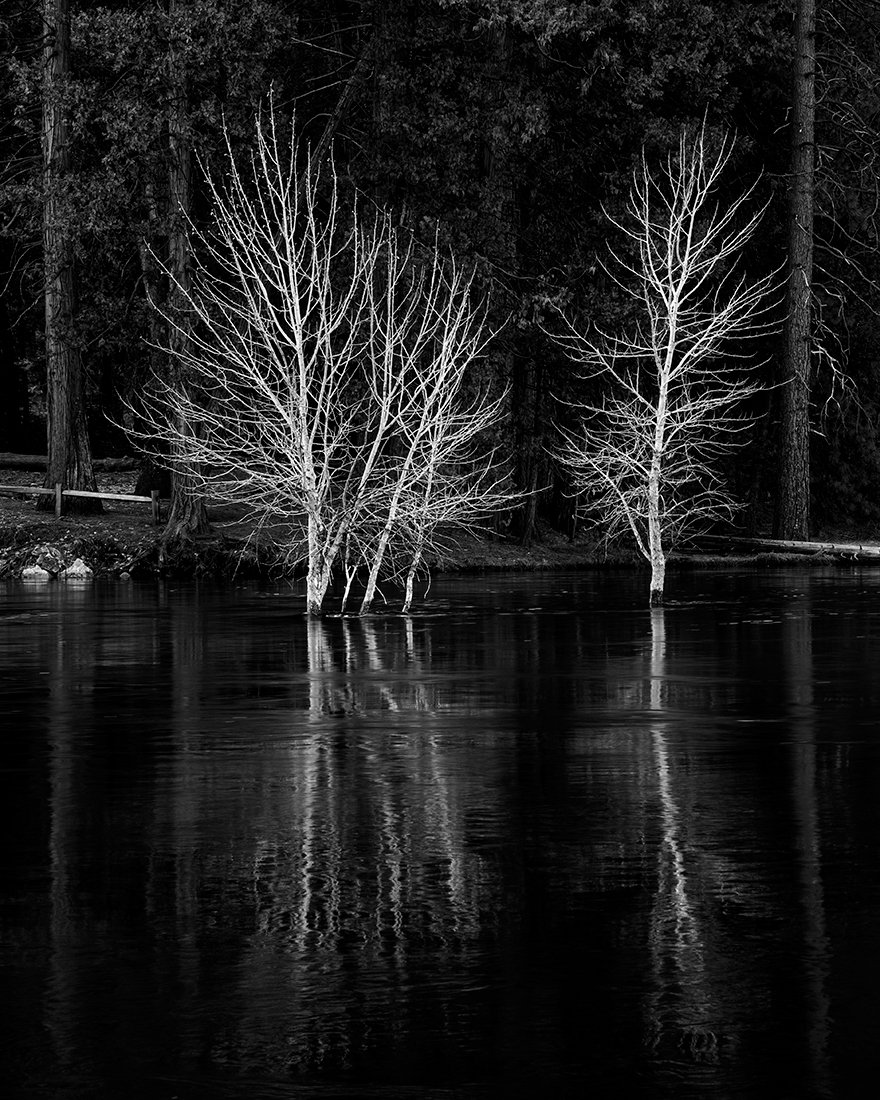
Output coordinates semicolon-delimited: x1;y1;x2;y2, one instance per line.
46;582;95;1078
4;572;878;1098
645;607;718;1064
153;612;495;1078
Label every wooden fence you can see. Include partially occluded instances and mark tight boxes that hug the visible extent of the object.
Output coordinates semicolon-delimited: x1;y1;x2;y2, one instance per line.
0;482;161;524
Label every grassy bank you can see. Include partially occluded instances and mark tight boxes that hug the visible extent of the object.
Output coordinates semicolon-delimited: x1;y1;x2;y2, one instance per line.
2;472;876;582
0;508;614;581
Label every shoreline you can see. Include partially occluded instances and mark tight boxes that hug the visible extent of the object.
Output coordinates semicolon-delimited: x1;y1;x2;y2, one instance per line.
3;509;878;584
4;473;880;582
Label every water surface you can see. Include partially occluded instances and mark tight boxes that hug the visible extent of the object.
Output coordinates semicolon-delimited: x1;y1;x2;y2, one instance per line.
3;568;880;1099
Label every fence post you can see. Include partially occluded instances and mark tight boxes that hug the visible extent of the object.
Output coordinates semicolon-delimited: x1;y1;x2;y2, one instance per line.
55;483;63;518
151;490;160;526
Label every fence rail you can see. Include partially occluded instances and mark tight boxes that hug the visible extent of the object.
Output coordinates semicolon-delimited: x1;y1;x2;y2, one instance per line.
0;482;161;524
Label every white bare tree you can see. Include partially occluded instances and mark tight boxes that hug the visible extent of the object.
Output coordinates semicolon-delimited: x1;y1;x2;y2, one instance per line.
551;126;778;606
135;109;514;615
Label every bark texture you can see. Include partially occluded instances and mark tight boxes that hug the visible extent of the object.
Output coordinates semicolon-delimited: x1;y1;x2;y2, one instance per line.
39;0;101;514
775;0;815;541
162;0;209;543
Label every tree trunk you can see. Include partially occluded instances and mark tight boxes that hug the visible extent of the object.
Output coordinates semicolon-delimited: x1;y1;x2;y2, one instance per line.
511;349;542;545
360;473;412;613
648;468;665;607
162;0;209;543
648;365;668;606
360;522;394;614
775;0;815;541
132;176;171;490
649;555;666;608
39;0;101;514
305;569;332;617
305;520;337;617
401;542;424;615
480;21;541;544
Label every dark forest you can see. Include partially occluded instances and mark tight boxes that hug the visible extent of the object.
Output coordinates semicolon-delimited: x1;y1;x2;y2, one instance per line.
3;0;880;547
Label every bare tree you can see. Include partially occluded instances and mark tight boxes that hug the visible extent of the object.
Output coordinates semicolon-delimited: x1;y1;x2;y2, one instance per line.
136;110;513;614
346;266;514;614
550;127;777;606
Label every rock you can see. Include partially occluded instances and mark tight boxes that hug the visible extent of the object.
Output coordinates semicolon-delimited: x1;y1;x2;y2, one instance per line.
60;558;94;580
35;545;66;575
21;565;52;580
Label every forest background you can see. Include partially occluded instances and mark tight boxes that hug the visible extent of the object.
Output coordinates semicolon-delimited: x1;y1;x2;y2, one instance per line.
2;0;879;548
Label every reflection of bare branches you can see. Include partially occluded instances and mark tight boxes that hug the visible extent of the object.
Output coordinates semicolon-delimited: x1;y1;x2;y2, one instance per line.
234;737;493;1074
306;617;438;717
30;588;505;1080
645;608;718;1062
306;616;349;717
207;614;498;1073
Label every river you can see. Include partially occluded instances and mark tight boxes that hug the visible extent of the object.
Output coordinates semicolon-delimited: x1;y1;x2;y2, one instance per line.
2;568;880;1099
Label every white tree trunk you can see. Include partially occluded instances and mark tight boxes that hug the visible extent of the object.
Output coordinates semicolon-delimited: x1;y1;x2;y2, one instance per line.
359;525;393;614
401;544;424;615
305;524;325;616
648;460;665;607
359;487;407;613
649;544;666;608
305;515;342;615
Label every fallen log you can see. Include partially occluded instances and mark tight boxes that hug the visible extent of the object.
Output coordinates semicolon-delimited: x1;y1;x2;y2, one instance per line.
698;534;880;558
0;452;140;472
95;456;140;472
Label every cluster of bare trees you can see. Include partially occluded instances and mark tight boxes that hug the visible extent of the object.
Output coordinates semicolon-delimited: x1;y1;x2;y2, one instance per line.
43;62;776;612
139;113;513;614
29;3;801;611
140;113;777;611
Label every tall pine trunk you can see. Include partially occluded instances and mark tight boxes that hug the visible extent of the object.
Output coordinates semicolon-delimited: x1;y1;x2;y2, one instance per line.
39;0;100;513
161;0;209;545
775;0;815;540
481;21;541;544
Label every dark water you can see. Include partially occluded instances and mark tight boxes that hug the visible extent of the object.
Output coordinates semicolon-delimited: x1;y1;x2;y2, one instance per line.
3;568;880;1100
